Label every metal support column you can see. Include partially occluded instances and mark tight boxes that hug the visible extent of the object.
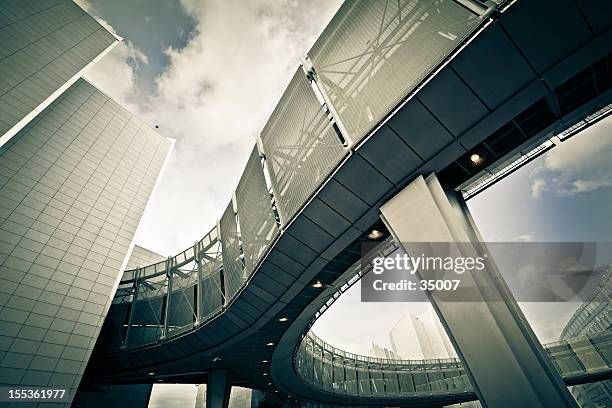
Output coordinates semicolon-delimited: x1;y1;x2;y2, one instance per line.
206;370;232;408
162;257;174;339
195;241;202;325
379;174;578;408
122;267;140;348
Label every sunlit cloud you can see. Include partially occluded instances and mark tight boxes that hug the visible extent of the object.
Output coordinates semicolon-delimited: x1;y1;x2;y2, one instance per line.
530;117;612;198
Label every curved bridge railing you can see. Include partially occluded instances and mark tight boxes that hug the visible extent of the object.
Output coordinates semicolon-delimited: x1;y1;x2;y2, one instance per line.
98;0;500;353
295;329;612;398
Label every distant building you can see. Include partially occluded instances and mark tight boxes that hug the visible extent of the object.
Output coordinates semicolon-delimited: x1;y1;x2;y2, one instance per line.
369;342;396;360
124;245;166;271
390;306;456;360
195;384;264;408
560;267;612;408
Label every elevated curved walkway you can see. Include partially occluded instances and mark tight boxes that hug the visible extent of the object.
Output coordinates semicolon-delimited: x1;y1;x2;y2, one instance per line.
290;326;612;405
83;0;612;405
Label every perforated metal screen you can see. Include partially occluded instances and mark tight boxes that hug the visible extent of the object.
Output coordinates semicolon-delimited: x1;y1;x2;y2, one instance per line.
235;147;280;274
308;0;480;144
219;201;244;301
261;69;347;224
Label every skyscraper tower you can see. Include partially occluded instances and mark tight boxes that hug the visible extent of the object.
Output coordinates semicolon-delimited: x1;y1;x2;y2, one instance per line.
0;0;119;148
0;3;173;406
389;306;456;360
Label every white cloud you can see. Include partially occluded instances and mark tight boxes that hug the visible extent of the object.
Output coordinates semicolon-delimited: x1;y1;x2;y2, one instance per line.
126;0;343;254
530;178;546;199
512;234;534;242
77;9;148;114
84;38;148;110
532;117;612;197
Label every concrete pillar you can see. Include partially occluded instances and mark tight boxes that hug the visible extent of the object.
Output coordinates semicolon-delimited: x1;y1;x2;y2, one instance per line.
206;370;232;408
379;174;577;408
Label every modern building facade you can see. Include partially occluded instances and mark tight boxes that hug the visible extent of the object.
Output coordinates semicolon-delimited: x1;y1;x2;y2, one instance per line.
195;385;264;408
369;342;396;360
390;307;456;360
561;268;612;408
0;0;118;147
0;76;172;405
124;245;166;271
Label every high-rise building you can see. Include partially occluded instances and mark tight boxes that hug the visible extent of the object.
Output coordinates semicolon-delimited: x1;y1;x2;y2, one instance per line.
124;244;166;271
0;78;172;405
0;0;119;148
390;306;456;360
369;342;396;360
70;247;168;408
560;267;612;408
195;384;264;408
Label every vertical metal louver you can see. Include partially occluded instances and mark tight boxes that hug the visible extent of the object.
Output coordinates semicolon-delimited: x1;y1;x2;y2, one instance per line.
219;201;244;301
200;269;224;318
235;146;280;274
261;68;347;224
308;0;481;144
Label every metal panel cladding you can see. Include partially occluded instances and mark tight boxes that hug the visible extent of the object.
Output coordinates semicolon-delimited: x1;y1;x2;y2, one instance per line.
0;0;118;139
219;201;244;300
235;147;280;274
308;0;481;144
261;68;347;224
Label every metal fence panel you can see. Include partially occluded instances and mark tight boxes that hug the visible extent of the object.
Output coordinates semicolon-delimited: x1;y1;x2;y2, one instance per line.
219;201;244;301
261;68;347;224
308;0;481;144
235;146;280;274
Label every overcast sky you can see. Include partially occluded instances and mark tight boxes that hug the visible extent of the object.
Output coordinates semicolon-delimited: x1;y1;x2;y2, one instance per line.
75;0;612;405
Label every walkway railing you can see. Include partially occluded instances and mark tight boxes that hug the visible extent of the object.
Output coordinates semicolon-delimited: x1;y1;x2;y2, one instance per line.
295;329;612;398
98;0;494;352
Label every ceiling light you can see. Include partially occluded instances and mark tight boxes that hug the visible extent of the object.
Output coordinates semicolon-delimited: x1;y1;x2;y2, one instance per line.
469;153;482;165
148;372;155;376
312;281;323;288
266;342;274;346
367;229;384;240
262;360;268;363
278;317;288;322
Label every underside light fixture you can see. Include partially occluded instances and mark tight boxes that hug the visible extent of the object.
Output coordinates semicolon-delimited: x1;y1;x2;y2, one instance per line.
263;372;268;376
267;382;272;386
469;153;483;165
212;356;222;362
262;360;269;363
462;139;555;199
266;342;274;346
148;372;155;376
278;317;288;322
312;281;324;288
367;229;384;240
